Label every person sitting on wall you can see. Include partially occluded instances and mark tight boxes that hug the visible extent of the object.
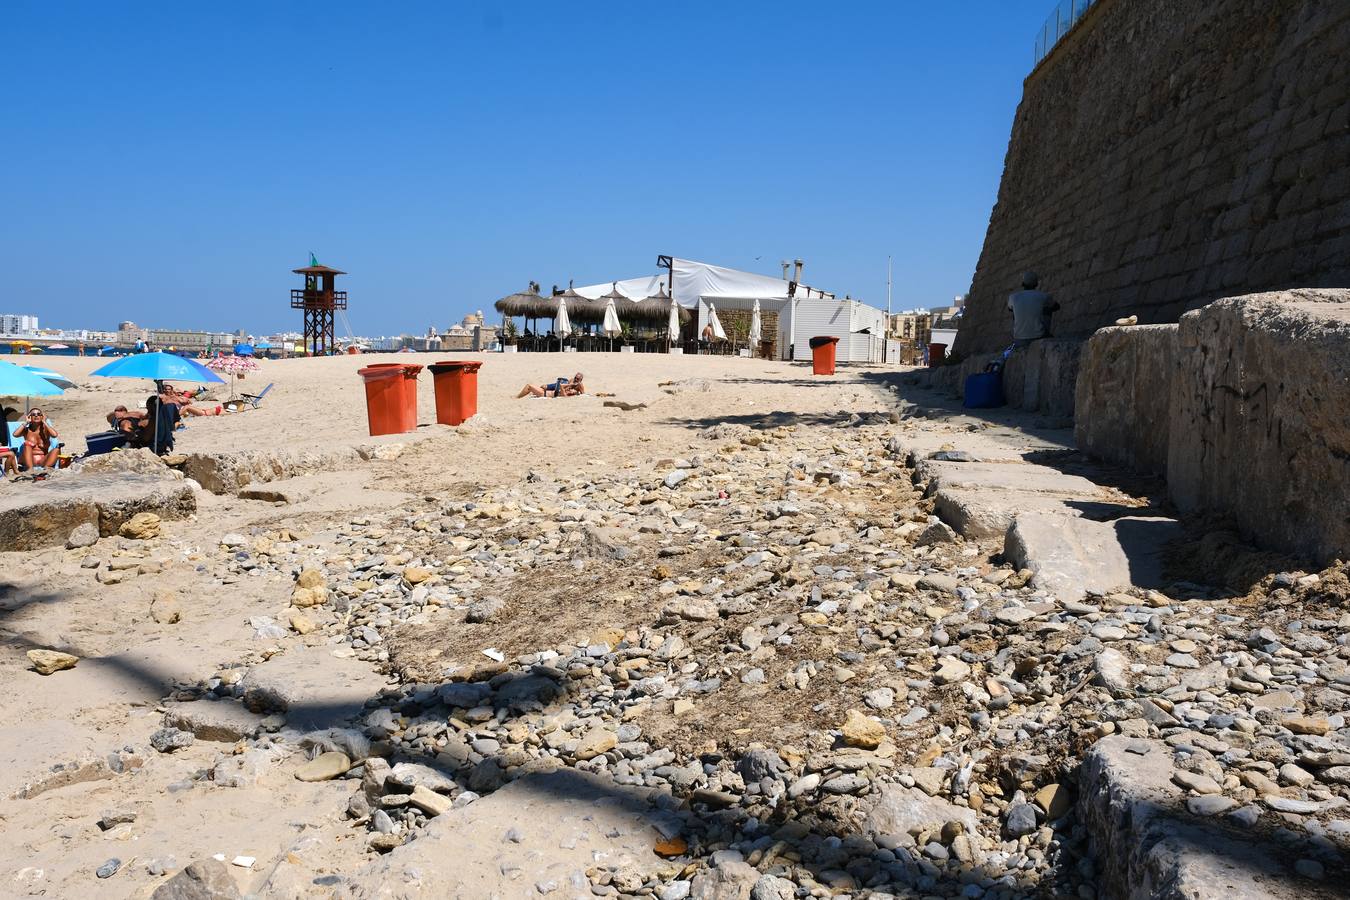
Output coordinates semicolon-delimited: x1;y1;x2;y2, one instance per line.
1007;271;1060;348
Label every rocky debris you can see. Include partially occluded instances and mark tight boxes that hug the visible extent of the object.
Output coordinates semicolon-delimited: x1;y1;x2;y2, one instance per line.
150;727;195;753
90;411;1350;900
119;511;163;540
295;751;352;782
66;522;99;549
27;648;78;675
150;858;242;900
12;750;145;799
150;588;183;624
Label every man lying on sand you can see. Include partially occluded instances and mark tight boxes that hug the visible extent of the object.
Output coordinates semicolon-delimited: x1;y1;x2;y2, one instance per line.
517;372;585;399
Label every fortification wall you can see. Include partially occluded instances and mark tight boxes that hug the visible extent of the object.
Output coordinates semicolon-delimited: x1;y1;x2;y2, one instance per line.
955;0;1350;358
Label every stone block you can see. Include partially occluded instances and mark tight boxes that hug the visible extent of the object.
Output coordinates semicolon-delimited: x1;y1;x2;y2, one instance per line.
239;646;388;726
0;474;195;552
1169;290;1350;563
1081;735;1307;899
1004;512;1181;602
1075;324;1178;475
163;700;267;743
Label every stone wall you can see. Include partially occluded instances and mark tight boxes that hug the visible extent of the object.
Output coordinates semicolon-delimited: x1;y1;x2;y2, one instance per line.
955;0;1350;357
1074;325;1178;475
1074;290;1349;564
1168;289;1350;565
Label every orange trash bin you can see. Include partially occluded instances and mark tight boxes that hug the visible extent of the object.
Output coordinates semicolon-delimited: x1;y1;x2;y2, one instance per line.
358;363;422;435
429;360;482;426
809;335;839;375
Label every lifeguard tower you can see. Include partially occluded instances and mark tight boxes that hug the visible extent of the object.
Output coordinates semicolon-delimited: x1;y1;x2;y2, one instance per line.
291;256;347;356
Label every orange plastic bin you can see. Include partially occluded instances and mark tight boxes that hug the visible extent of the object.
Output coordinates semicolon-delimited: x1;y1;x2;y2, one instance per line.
428;360;483;426
809;335;839;375
358;363;422;436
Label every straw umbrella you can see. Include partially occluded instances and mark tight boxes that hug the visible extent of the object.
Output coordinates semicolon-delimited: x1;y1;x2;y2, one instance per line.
748;299;763;357
494;285;549;345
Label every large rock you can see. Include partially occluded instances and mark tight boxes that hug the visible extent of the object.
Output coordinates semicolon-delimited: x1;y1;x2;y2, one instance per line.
861;784;979;839
150;858;242;899
333;767;672;898
1081;735;1307;899
0;473;195;551
1169;291;1350;564
1004;511;1180;602
239;645;387;725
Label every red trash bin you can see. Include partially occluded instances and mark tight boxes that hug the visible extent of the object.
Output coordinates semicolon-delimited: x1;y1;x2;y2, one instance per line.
428;360;483;426
809;335;839;375
928;342;947;367
358;363;422;435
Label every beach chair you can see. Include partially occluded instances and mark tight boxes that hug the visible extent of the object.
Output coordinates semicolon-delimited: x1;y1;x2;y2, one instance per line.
225;385;272;418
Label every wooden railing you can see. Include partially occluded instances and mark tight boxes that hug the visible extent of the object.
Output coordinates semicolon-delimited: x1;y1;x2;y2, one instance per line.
290;289;348;309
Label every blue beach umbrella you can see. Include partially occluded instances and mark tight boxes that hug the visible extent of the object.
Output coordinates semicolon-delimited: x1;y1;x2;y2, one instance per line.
233;343;255;356
21;365;76;391
0;359;65;397
91;351;225;385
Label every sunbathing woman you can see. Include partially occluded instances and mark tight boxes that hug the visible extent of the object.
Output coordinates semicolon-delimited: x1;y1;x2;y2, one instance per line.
516;372;585;399
16;408;60;470
159;382;222;417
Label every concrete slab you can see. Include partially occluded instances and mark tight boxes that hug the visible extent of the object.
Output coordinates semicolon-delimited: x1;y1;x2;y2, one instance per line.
0;473;195;551
1082;735;1311;899
333;766;674;898
1004;512;1181;601
239;646;388;728
913;459;1106;498
933;487;1092;541
164;699;267;742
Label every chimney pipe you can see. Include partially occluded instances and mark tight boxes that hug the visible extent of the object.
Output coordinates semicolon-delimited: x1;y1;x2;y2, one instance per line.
780;260;790;281
792;259;804;283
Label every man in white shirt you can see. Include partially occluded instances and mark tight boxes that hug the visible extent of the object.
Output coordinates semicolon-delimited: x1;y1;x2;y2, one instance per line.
1007;271;1059;346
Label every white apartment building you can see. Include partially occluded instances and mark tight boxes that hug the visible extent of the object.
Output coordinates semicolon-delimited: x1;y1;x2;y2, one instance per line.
0;314;38;335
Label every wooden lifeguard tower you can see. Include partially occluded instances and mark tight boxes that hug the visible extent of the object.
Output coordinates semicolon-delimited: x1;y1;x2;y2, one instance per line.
291;256;347;356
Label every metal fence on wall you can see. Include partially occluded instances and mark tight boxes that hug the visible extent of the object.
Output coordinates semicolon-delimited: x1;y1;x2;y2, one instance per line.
1033;0;1097;67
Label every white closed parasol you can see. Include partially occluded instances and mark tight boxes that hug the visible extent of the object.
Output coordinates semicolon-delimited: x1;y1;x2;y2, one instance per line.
707;303;727;341
555;293;571;348
602;297;622;338
748;299;762;348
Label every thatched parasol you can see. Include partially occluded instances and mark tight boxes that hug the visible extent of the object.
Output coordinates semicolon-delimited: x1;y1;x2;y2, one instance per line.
554;286;600;325
493;286;552;319
631;287;691;325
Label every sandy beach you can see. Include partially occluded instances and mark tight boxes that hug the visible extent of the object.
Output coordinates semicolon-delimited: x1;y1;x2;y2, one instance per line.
3;351;901;480
0;352;1340;899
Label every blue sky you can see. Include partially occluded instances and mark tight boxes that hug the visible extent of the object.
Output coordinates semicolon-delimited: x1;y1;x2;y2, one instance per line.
1;1;1040;336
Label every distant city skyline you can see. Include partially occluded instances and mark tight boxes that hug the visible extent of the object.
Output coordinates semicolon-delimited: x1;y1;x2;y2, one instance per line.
2;2;1037;335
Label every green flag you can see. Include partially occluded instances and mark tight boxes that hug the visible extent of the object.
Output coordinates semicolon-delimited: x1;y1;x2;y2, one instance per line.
309;251;319;267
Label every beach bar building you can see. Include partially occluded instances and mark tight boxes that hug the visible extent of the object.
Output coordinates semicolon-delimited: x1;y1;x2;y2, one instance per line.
563;257;886;363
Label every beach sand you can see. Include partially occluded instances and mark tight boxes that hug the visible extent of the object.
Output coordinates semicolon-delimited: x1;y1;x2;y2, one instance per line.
4;351;899;481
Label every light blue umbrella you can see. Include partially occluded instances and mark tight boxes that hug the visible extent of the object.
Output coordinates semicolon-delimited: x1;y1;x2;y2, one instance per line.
21;365;76;391
0;359;65;397
91;351;225;385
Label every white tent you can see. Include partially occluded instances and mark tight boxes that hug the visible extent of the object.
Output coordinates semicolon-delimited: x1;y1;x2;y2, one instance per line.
571;258;885;363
